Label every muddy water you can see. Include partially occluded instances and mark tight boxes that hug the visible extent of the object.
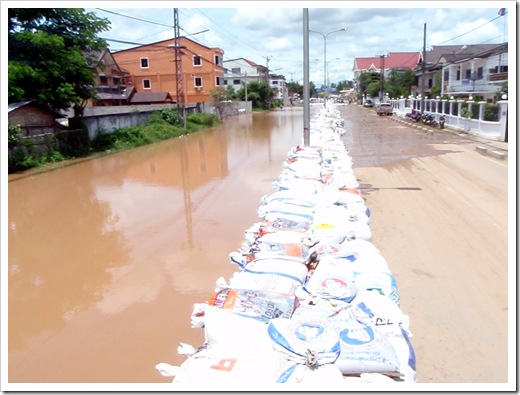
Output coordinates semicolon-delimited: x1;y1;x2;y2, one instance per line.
8;108;315;384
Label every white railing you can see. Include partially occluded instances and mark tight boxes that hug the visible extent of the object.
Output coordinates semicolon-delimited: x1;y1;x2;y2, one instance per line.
389;98;508;142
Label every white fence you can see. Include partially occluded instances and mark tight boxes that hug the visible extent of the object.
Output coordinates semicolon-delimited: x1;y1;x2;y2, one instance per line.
387;98;508;142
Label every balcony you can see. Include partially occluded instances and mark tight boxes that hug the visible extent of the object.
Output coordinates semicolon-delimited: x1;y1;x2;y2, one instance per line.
488;72;508;82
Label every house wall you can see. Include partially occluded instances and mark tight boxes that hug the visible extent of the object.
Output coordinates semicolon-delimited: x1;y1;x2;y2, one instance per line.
113;38;224;105
8;105;58;136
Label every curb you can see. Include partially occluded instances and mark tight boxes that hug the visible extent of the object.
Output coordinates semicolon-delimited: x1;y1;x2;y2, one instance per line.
388;115;508;161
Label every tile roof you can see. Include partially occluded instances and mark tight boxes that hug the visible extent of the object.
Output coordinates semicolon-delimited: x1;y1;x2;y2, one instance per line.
129;91;173;103
354;52;420;71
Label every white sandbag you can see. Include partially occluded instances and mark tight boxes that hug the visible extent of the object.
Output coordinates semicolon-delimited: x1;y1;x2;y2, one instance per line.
208;288;296;322
276;362;346;384
384;325;417;382
349;252;391;274
227;271;300;295
203;305;272;348
267;318;340;366
341;238;380;256
259;218;310;234
272;178;323;194
353;271;400;305
244;257;309;284
302;258;358;302
332;316;401;374
262;204;315;223
351;290;410;334
253;231;307;259
172;344;289;384
308;241;358;261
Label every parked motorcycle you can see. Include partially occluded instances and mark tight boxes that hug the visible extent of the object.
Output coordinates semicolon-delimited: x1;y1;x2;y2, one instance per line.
406;111;422;122
439;115;445;129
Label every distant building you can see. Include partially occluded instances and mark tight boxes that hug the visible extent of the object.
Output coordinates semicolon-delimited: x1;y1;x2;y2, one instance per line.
223;58;288;105
223;58;268;91
416;43;508;100
352;52;421;98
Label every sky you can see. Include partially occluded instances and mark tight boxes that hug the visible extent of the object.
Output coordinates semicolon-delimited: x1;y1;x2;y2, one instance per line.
77;1;515;86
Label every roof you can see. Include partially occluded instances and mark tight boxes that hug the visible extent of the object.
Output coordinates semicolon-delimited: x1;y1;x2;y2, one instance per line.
8;100;64;117
129;91;173;103
112;36;222;55
354;52;420;71
224;57;267;70
423;43;507;66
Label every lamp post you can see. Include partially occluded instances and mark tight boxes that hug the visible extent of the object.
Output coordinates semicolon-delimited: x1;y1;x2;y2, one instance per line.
309;28;347;92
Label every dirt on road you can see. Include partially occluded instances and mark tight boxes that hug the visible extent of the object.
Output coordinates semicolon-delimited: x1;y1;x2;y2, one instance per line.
338;104;511;385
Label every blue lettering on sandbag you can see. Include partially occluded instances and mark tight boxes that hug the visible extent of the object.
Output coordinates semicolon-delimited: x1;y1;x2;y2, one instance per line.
294;323;325;341
339;325;375;345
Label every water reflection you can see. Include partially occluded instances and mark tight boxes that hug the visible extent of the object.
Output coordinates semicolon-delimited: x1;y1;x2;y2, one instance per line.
8;108;304;384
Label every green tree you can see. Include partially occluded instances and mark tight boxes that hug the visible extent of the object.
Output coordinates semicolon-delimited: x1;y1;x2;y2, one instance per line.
385;68;417;98
358;71;380;100
8;8;110;120
245;81;275;109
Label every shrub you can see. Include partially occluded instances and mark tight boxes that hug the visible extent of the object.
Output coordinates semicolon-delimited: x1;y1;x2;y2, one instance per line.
483;104;499;121
187;112;219;127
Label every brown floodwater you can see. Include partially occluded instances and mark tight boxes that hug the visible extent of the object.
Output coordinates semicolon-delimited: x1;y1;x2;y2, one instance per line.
7;108;318;385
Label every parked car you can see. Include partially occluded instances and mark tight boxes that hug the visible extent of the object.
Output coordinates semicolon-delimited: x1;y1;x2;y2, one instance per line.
363;99;373;107
377;103;393;116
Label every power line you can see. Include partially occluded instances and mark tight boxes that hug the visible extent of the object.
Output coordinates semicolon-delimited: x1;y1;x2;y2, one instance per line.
96;8;172;28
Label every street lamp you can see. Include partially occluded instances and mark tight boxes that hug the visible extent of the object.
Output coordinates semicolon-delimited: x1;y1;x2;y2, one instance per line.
309;28;348;91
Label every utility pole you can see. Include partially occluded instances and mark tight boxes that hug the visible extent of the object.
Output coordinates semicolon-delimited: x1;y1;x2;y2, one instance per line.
263;55;272;109
303;9;310;146
421;23;426;114
380;55;385;103
263;55;272;84
173;8;186;128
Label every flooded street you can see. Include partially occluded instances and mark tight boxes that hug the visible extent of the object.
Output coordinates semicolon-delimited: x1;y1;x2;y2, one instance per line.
8;108;315;384
6;103;509;387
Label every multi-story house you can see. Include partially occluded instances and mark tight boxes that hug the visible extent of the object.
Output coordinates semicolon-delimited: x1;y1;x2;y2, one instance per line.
85;48;130;107
223;58;268;91
112;37;225;105
439;43;507;100
223;58;288;105
269;74;288;105
416;43;508;100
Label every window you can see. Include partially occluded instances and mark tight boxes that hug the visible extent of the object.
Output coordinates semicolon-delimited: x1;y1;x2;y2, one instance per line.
428;78;433;88
223;79;228;85
214;55;223;66
443;70;449;82
140;58;149;69
272;80;279;85
216;76;225;86
465;69;471;79
194;77;202;87
477;67;483;79
193;56;202;66
233;79;240;85
231;67;241;74
99;76;108;85
143;79;151;89
456;69;461;80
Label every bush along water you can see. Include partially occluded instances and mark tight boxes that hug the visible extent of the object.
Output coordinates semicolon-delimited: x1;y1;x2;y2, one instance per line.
8;109;221;174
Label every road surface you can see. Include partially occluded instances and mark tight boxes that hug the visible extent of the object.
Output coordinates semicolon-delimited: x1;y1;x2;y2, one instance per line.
338;103;510;385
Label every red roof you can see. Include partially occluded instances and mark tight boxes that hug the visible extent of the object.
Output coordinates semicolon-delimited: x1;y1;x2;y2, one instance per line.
355;52;420;71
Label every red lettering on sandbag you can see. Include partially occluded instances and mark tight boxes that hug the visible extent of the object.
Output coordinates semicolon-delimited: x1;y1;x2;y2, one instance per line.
210;358;237;371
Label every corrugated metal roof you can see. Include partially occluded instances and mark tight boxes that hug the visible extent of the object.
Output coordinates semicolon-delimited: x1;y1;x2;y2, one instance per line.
8;101;32;112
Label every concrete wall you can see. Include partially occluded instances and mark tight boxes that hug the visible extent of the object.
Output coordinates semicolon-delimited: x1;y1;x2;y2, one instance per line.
390;98;508;142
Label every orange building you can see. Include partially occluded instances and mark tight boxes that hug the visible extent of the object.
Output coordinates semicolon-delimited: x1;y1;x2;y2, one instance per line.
112;37;225;105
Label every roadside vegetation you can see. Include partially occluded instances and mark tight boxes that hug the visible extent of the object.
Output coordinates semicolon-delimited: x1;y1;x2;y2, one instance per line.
8;109;220;174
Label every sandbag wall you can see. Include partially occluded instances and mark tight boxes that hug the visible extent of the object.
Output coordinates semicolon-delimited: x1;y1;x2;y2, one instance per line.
156;103;416;386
